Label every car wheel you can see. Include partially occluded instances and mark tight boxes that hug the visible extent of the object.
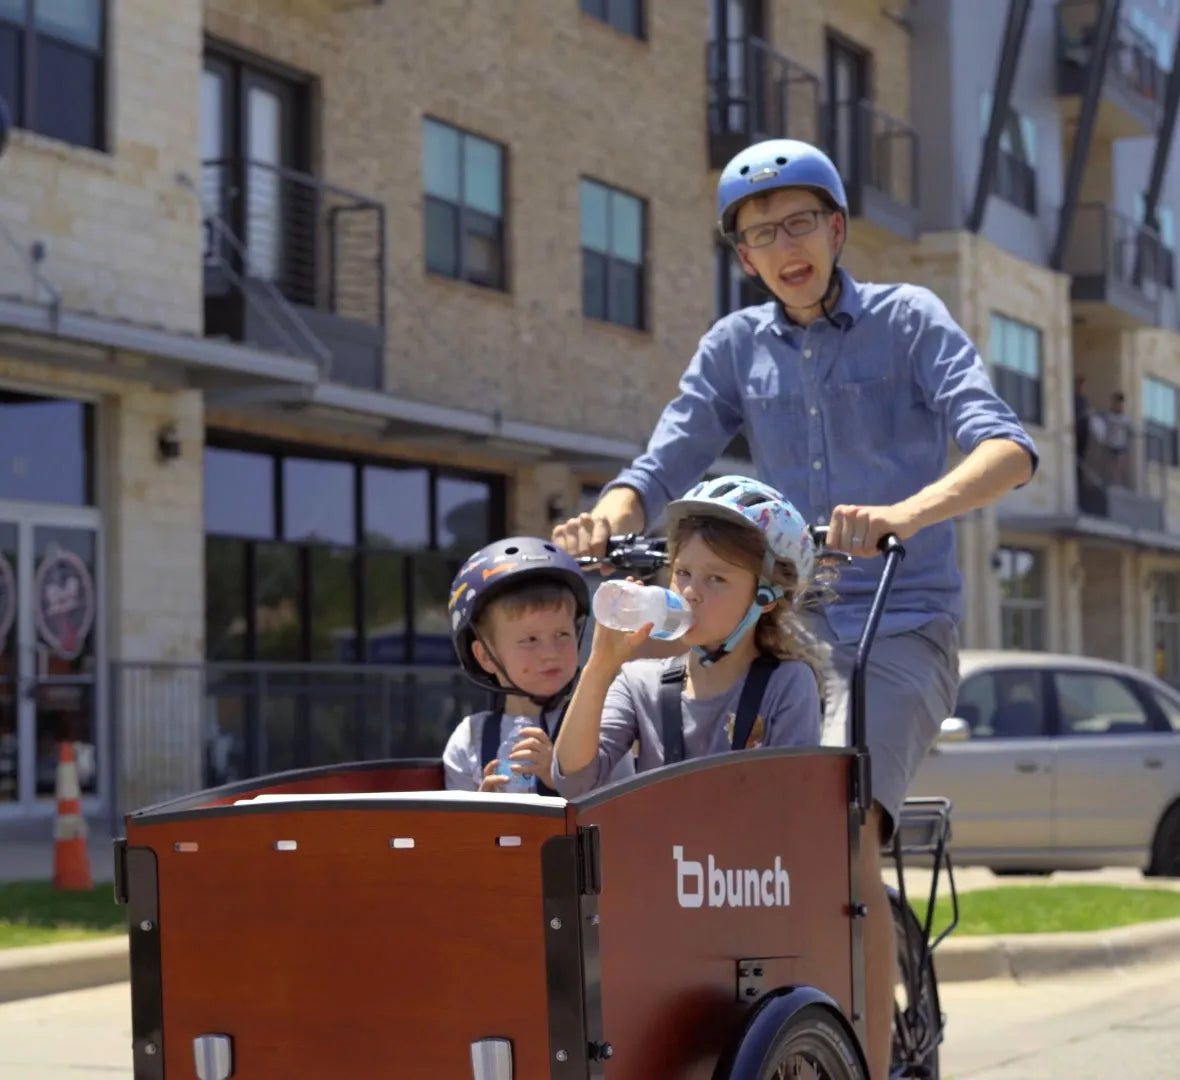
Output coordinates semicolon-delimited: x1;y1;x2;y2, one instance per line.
1149;803;1180;877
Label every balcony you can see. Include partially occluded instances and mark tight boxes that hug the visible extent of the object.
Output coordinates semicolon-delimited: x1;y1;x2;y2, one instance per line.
706;36;822;169
1056;0;1166;139
1077;424;1168;533
820;99;920;240
201;158;386;390
1062;204;1169;327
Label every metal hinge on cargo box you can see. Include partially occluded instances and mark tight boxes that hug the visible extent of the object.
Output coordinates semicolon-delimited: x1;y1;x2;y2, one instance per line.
576;826;601;896
113;838;129;905
736;960;766;1003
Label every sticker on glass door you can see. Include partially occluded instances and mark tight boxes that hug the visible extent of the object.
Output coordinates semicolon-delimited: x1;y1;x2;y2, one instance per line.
34;544;96;661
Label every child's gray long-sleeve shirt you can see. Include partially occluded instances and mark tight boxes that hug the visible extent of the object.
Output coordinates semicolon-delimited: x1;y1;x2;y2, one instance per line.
551;657;822;798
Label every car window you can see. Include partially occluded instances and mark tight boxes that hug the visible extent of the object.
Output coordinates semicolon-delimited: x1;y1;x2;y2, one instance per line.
1147;683;1180;732
955;669;1046;738
1053;671;1152;736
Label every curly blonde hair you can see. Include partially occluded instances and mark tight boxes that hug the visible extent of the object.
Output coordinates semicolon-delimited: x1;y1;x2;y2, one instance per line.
668;514;827;691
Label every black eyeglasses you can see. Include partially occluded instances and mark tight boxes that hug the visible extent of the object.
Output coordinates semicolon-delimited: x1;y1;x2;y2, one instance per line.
735;209;833;249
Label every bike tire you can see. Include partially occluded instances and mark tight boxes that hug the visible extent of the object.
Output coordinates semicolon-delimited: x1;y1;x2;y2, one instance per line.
745;1004;866;1080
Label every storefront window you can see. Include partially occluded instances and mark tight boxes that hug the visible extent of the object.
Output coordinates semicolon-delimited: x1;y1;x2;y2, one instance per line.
0;391;94;506
204;437;505;666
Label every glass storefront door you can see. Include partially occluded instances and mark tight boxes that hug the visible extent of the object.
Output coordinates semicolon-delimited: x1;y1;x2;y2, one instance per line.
0;507;102;816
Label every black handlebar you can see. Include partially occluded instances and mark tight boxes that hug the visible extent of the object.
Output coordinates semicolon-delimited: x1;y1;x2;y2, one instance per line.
576;525;907;820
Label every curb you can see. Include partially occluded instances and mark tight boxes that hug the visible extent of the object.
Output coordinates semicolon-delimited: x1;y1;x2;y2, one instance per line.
934;915;1180;983
0;935;128;1003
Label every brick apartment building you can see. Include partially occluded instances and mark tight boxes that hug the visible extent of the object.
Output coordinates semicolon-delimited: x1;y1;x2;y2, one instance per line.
1;0;1179;821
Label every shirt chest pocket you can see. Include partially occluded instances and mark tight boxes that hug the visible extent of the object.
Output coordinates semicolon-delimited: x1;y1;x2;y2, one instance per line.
821;375;912;447
744;391;809;467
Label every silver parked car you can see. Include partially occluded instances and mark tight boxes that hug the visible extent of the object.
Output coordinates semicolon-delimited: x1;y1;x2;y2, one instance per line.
908;649;1180;876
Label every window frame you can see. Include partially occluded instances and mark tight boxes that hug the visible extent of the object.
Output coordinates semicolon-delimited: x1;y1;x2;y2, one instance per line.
989;313;1044;426
421;116;509;291
579;176;648;331
1143;375;1180;467
980;91;1038;214
579;0;645;40
0;0;108;151
714;241;766;321
996;545;1047;651
202;433;506;665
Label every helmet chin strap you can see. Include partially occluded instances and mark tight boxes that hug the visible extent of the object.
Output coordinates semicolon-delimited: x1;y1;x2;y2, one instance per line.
692;552;784;669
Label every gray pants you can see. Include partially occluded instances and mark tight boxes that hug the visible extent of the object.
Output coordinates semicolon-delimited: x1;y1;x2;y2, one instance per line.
818;615;960;839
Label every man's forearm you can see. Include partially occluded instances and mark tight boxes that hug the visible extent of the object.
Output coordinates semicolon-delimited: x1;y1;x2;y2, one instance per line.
593;485;647;535
902;437;1034;531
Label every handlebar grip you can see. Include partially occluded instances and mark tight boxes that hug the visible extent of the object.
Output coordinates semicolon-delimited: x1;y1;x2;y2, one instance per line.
810;525;905;558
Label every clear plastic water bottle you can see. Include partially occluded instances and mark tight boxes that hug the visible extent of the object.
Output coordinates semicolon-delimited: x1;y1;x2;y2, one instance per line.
592;580;695;640
494;716;538;793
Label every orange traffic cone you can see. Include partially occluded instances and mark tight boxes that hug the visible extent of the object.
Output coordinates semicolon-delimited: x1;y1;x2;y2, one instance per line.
52;741;93;891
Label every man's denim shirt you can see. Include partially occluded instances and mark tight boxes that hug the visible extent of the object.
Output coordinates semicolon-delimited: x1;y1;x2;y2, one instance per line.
607;270;1039;645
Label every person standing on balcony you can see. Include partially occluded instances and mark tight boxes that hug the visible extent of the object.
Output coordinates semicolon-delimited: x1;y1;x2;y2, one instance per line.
1097;390;1133;488
551;138;1038;1080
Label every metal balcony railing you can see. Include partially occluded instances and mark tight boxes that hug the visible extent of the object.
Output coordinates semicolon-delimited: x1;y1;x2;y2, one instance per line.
201;157;386;331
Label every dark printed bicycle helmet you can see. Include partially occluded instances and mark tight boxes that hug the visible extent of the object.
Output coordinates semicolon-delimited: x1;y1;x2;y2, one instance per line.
448;536;590;695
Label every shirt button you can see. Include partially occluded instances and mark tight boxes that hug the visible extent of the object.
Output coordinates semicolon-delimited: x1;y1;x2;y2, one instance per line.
809;406;818;416
812;459;822;471
803;348;813;359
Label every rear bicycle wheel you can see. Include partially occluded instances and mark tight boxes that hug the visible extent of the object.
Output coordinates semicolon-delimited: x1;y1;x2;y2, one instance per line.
752;1005;866;1080
889;890;942;1080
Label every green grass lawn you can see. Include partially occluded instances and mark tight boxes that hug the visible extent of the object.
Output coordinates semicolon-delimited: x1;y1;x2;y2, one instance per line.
0;881;125;948
921;883;1180;936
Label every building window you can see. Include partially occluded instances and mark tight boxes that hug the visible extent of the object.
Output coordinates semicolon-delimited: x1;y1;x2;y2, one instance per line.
825;34;870;197
1143;376;1179;467
979;92;1037;214
201;48;312;303
580;178;646;330
1134;193;1176;289
0;391;94;506
422;118;506;290
203;438;506;666
715;243;765;321
989;313;1043;426
997;546;1046;650
1152;572;1180;686
580;0;644;38
0;0;106;150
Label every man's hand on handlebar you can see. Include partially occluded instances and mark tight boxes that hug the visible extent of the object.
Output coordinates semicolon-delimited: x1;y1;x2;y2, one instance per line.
551;512;615;570
825;503;918;559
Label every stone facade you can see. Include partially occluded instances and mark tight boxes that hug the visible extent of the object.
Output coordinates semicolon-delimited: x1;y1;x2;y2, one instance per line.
0;0;202;332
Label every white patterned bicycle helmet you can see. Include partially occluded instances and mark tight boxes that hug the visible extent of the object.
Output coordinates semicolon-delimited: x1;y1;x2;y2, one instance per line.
666;475;815;584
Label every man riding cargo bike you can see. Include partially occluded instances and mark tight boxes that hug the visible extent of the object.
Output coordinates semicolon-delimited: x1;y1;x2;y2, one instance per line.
553;136;1037;1079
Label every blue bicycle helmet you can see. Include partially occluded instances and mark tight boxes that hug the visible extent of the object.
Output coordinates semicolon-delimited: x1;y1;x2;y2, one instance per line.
717;139;848;237
448;537;589;698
